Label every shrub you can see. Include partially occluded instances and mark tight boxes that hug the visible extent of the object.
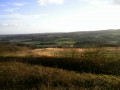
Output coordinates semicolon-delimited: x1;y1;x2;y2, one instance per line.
0;62;120;89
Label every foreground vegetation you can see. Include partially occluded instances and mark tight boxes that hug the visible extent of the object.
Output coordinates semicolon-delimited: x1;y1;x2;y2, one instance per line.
0;61;120;89
0;45;120;89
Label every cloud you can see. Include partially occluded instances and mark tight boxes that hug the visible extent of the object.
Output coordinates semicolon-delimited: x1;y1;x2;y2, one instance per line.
13;2;29;6
0;14;48;19
89;0;109;6
37;0;64;6
79;0;110;6
5;8;19;12
80;0;120;6
0;23;19;27
113;0;120;5
0;2;29;7
0;24;9;27
0;23;22;28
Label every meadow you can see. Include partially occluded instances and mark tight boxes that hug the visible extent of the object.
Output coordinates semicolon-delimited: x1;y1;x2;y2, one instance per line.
0;45;120;89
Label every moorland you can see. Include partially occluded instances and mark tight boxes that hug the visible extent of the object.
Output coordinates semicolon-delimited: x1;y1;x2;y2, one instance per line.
0;30;120;89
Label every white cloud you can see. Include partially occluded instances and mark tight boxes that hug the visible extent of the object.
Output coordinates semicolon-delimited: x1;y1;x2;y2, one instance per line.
0;14;48;19
5;8;19;12
37;0;64;6
113;0;120;5
0;23;20;28
0;13;48;31
39;2;120;32
13;2;29;6
80;0;120;6
0;24;9;27
0;23;20;27
90;0;110;6
79;0;111;6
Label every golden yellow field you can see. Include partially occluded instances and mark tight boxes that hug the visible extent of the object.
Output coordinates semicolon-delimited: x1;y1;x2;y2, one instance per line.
30;48;82;57
4;47;120;57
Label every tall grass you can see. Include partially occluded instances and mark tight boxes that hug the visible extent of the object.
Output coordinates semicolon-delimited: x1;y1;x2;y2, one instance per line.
0;55;120;75
54;47;120;60
0;61;120;89
54;48;79;58
0;45;120;89
0;45;32;57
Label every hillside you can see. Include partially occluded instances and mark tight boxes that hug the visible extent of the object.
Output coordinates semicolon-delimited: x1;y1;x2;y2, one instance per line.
1;30;120;89
0;29;120;47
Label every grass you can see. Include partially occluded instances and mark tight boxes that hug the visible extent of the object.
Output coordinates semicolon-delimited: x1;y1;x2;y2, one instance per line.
1;55;120;76
0;61;120;89
55;41;73;45
0;45;120;89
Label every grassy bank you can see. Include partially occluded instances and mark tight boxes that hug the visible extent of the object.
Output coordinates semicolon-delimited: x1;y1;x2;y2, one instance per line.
0;61;120;89
0;54;120;76
0;46;120;89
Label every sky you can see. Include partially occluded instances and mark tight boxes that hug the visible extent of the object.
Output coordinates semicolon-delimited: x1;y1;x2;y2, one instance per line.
0;0;120;34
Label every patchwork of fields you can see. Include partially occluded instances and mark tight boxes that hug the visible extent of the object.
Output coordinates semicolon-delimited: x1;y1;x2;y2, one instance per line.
1;30;120;48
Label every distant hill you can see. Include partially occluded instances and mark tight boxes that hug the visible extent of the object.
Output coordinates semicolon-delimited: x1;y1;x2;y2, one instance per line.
0;29;120;48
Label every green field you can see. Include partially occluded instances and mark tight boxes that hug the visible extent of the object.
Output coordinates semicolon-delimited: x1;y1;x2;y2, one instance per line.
1;29;120;48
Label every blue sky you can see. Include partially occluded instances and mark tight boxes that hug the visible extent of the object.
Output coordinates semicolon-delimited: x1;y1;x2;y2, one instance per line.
0;0;120;34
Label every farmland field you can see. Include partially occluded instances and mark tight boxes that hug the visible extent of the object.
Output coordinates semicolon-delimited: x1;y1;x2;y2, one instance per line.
1;30;120;48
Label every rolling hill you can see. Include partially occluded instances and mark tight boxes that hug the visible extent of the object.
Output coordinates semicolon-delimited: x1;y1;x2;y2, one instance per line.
0;29;120;47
